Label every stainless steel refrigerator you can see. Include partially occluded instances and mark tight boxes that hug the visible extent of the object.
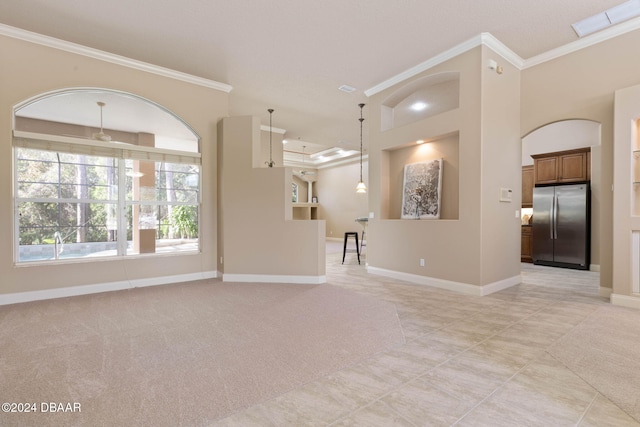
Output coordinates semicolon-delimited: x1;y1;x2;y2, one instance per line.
532;183;590;270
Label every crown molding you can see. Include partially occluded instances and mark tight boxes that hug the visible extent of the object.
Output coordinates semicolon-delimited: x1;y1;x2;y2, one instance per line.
364;34;483;97
365;32;523;97
366;18;640;96
0;23;233;93
316;153;367;170
479;33;524;69
523;16;640;69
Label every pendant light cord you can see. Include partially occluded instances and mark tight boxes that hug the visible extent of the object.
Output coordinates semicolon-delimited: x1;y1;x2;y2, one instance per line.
266;109;275;167
359;103;365;181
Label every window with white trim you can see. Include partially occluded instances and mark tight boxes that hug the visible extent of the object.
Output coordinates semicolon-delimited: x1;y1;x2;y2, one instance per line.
14;133;200;263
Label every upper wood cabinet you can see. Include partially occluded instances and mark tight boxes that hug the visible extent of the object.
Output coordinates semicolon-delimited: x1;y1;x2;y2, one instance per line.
531;148;590;185
522;165;534;208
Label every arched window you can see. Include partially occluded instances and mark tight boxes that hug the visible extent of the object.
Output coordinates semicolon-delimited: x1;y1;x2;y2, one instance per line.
13;88;201;263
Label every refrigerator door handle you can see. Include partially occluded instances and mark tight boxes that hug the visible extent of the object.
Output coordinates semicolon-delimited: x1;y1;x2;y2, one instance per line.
549;193;555;240
553;194;558;240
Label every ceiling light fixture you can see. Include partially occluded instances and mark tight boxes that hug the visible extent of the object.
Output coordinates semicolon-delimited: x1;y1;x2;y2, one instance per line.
266;108;275;167
93;101;112;141
310;147;340;158
297;145;317;177
356;103;367;194
416;140;425;144
411;101;428;111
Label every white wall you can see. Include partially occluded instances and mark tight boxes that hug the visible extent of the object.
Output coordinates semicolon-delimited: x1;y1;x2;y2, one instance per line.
522;120;601;166
316;160;368;239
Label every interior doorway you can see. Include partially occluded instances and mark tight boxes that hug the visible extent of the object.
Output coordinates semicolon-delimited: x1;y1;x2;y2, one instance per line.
521;119;602;276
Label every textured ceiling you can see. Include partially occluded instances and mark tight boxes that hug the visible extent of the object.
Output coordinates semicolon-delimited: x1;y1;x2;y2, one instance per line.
0;0;630;156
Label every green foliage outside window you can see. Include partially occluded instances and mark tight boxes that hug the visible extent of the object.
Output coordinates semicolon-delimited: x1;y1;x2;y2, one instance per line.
170;205;198;239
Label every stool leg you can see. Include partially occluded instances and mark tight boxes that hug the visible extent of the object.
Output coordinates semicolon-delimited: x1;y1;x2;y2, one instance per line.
355;233;360;264
342;233;347;264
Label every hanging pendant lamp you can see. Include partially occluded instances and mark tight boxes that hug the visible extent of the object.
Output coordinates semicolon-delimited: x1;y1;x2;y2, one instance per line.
356;103;367;193
93;101;112;142
266;108;275;167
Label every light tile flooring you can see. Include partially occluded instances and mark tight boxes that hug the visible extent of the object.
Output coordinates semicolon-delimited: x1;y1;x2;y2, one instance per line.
215;249;640;426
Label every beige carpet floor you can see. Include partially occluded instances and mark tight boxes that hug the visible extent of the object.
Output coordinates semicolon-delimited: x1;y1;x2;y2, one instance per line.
0;280;404;426
548;305;640;422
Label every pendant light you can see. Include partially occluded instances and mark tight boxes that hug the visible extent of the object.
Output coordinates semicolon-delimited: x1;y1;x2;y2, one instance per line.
356;103;367;193
266;108;275;167
93;101;112;141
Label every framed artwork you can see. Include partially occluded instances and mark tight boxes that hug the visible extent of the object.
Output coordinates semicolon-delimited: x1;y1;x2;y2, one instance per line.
401;159;443;219
292;183;298;203
312;196;318;203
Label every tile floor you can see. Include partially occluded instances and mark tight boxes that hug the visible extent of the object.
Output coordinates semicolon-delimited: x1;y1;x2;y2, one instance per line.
214;249;640;426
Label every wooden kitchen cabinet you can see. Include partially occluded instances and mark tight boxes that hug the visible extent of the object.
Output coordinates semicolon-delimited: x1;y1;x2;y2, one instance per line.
532;148;590;185
521;225;533;263
522;165;534;208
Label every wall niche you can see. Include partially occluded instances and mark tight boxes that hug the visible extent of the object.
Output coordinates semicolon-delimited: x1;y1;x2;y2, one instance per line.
381;72;460;132
382;132;459;220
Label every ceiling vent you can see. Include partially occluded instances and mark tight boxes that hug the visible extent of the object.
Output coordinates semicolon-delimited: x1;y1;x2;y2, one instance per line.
338;85;357;93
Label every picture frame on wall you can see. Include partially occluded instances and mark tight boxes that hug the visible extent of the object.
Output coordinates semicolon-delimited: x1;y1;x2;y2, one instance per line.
312;196;318;203
401;158;443;219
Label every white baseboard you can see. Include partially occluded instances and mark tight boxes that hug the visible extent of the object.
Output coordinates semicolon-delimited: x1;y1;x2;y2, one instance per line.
222;274;326;285
610;293;640;310
367;266;520;296
599;287;612;298
0;270;218;306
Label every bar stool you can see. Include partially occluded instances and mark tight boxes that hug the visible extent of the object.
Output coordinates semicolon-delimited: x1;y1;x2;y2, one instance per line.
342;232;360;264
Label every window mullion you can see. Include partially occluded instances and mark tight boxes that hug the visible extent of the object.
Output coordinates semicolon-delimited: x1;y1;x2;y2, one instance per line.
117;158;127;256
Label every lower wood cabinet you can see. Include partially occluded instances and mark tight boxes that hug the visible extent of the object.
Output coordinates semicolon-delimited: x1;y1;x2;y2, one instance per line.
521;225;533;263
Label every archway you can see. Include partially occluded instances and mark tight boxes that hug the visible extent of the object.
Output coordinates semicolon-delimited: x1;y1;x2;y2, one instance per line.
521;119;602;272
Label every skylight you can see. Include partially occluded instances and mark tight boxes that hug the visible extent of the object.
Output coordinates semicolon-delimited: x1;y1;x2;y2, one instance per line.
572;0;640;37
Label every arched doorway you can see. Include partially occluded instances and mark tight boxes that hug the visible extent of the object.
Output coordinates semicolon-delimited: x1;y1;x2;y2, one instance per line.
521;119;602;272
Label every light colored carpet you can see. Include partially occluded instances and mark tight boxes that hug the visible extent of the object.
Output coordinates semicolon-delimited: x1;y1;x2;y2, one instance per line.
0;280;404;426
547;305;640;422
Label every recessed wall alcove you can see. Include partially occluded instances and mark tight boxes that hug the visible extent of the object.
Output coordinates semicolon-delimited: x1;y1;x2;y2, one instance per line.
381;132;459;220
381;72;460;131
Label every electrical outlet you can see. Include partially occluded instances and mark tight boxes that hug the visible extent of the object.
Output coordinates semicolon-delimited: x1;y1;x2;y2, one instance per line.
420;258;425;267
